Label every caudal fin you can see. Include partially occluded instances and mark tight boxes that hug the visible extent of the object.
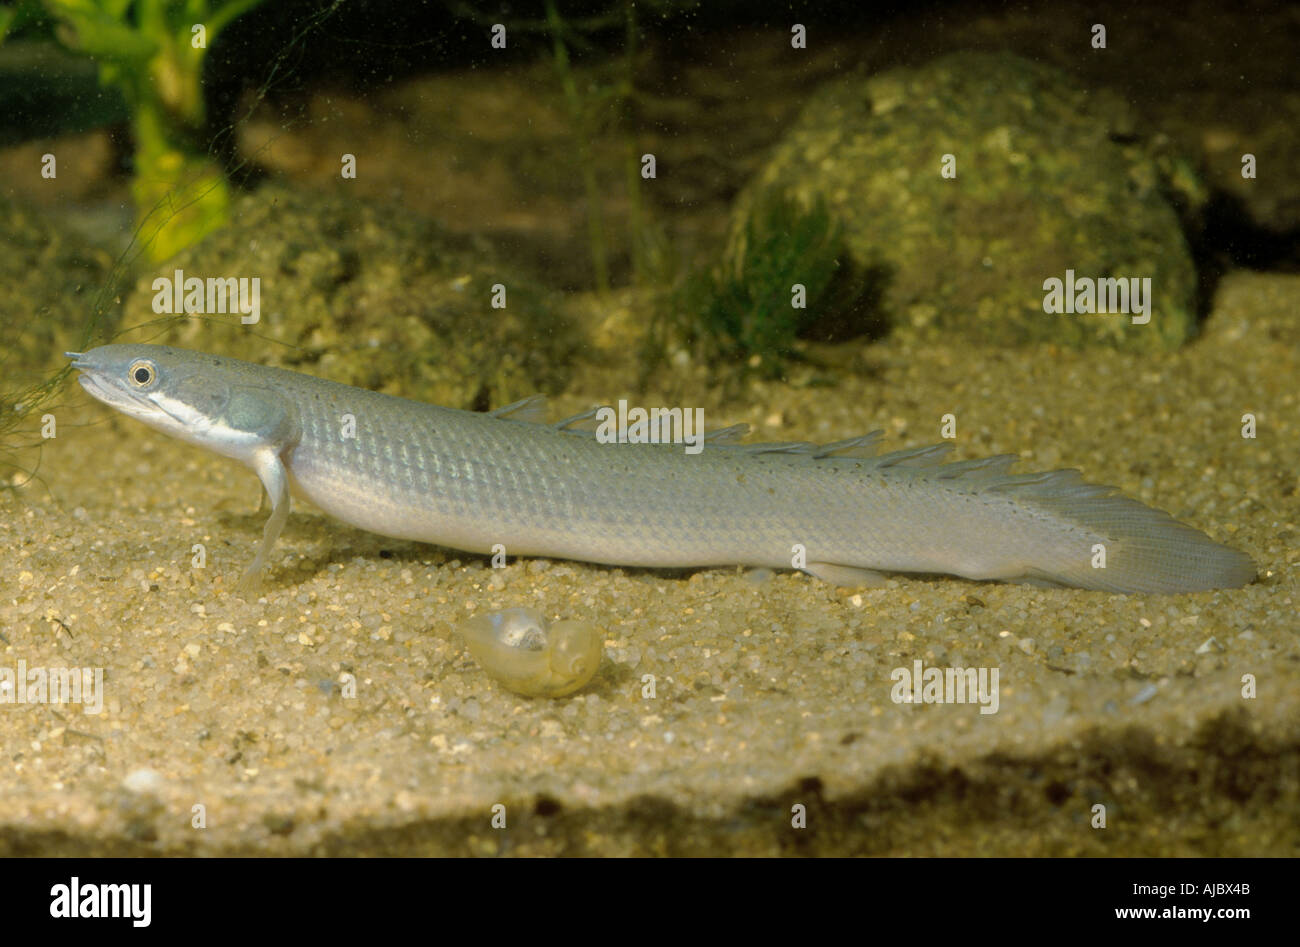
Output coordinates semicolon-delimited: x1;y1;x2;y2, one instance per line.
1022;487;1256;594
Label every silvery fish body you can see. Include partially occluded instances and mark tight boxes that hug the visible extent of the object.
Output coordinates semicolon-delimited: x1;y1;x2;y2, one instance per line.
68;345;1256;595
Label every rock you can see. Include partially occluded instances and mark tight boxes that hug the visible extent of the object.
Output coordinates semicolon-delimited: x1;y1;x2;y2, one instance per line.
728;51;1202;351
120;185;581;409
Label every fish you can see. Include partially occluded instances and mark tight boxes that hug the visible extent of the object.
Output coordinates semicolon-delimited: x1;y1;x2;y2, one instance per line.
66;344;1256;595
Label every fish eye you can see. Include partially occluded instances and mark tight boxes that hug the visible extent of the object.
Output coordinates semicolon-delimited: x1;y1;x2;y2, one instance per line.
127;360;157;388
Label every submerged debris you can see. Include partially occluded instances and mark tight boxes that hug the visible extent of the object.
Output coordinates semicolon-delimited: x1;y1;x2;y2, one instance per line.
458;607;603;699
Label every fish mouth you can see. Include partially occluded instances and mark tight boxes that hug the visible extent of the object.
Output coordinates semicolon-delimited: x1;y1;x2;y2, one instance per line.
66;352;117;401
65;352;97;389
67;359;137;411
69;363;113;403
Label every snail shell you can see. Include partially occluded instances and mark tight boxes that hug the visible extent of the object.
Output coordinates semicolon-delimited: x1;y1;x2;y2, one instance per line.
458;607;603;698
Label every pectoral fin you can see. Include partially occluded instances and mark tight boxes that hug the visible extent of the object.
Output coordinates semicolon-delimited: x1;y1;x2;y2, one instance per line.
236;447;292;596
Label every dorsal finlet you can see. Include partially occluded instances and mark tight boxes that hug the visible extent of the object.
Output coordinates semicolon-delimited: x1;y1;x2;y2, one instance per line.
490;394;549;423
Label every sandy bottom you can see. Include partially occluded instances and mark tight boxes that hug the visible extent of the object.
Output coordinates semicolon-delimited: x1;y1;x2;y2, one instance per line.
1;271;1295;855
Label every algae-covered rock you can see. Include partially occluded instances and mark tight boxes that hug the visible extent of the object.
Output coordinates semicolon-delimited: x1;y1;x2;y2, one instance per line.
120;186;580;408
728;51;1202;350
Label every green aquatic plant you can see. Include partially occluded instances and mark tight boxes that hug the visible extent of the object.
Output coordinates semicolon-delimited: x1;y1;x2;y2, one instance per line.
543;0;615;294
540;0;687;294
4;0;265;261
671;193;877;377
1;2;348;493
451;0;684;294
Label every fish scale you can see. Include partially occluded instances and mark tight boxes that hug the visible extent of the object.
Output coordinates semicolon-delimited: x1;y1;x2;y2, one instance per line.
68;344;1255;595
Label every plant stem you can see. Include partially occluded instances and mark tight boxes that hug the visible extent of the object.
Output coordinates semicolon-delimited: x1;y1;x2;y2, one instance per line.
545;0;610;295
